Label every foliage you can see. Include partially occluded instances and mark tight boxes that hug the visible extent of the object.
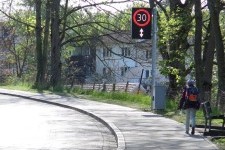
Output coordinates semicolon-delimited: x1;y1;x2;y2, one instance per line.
158;8;193;87
3;11;36;78
64;55;92;86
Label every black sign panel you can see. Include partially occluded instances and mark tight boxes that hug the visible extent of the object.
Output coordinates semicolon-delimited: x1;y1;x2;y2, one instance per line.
132;8;152;39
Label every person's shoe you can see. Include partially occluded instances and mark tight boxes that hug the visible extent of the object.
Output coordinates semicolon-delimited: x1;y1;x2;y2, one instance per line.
191;127;195;135
185;131;189;134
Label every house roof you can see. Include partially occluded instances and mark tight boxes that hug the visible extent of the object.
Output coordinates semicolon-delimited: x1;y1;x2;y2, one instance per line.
99;31;151;44
97;31;152;51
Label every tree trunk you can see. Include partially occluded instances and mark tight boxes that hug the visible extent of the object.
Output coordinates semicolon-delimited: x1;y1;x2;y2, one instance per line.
35;0;43;87
194;0;203;100
50;0;61;88
208;0;225;111
41;0;51;86
202;20;215;103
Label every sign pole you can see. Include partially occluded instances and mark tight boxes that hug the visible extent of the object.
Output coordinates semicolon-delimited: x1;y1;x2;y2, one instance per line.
151;4;158;110
151;3;166;110
152;7;157;90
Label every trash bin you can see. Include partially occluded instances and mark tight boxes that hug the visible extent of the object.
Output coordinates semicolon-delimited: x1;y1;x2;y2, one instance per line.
152;84;167;110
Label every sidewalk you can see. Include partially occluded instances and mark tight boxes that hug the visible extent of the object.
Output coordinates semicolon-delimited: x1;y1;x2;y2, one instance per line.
0;89;218;150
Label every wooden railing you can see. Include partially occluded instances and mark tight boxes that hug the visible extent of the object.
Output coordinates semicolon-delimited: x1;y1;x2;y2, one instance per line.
74;82;138;93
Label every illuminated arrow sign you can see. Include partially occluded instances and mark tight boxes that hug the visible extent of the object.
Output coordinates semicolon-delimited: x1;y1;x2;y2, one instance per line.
132;8;152;39
140;28;144;37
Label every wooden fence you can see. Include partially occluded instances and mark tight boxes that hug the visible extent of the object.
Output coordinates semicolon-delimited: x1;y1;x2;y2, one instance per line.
74;82;139;93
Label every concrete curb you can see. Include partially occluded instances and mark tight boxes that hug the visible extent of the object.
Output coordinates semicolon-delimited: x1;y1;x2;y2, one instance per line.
0;90;126;150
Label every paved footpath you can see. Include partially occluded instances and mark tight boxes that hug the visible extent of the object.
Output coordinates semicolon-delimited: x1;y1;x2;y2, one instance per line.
0;89;218;150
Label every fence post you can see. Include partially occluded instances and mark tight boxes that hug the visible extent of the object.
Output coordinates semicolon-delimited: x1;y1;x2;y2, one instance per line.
125;81;129;92
93;83;95;90
112;83;116;92
137;69;144;94
98;84;100;90
102;81;106;92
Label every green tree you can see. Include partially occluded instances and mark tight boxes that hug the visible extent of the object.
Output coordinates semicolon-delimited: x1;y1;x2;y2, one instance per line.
207;0;225;110
157;1;194;97
4;11;36;78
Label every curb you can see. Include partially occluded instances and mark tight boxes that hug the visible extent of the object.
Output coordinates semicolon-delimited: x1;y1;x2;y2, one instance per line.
0;90;126;150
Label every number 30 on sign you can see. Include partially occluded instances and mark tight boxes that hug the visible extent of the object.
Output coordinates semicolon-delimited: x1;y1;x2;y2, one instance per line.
132;8;152;39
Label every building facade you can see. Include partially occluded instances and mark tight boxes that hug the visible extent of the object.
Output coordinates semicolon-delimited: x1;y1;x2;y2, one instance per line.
71;32;167;85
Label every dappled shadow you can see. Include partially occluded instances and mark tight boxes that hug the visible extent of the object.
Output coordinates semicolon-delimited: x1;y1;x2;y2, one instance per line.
203;129;225;137
196;125;225;137
142;114;163;118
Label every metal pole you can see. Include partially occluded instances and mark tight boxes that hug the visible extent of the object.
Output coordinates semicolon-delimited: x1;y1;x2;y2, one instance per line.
150;2;158;110
152;7;157;92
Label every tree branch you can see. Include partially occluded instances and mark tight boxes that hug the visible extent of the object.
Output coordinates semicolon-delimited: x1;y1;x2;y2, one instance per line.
0;9;36;28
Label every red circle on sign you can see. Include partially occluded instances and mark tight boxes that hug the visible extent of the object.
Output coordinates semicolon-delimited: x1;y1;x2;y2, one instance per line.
133;9;151;27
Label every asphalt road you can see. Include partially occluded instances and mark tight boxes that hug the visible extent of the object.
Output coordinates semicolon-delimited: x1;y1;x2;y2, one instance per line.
0;94;117;150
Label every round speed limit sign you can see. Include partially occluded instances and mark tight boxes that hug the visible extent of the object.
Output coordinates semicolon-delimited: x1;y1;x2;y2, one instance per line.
132;9;151;27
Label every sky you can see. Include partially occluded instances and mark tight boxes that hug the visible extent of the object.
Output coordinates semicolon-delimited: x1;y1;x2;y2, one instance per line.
0;0;149;12
70;0;144;12
0;0;151;21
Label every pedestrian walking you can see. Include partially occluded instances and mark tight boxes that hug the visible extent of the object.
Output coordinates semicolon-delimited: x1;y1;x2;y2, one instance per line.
178;79;200;135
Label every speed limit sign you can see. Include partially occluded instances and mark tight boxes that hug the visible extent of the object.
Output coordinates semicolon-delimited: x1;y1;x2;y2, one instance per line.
132;8;152;39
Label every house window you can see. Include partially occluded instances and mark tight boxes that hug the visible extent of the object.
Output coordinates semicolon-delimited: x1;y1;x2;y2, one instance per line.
103;47;112;57
145;70;149;78
121;67;129;76
121;47;130;57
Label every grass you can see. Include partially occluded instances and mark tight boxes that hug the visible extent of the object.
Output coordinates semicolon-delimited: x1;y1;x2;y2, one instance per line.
66;87;151;111
212;138;225;150
0;82;34;91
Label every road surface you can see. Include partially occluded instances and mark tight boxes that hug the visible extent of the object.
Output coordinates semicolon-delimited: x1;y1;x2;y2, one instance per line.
0;94;117;150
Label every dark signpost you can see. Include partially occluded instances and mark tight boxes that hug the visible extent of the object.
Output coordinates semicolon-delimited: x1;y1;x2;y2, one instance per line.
132;8;152;39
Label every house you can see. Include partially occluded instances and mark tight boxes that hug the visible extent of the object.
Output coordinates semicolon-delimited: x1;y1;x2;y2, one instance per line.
70;31;167;85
